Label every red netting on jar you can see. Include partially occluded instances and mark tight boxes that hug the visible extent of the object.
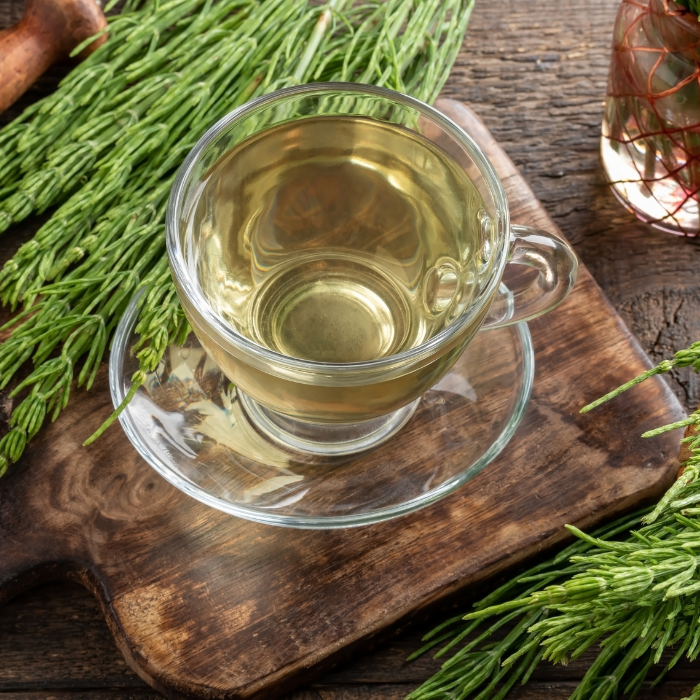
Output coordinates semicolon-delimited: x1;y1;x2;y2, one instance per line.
605;0;700;234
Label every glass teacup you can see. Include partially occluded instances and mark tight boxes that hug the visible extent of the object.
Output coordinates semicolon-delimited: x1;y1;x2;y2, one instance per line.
167;84;577;456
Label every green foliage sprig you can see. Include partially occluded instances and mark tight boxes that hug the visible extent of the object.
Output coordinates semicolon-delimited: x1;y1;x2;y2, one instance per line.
675;0;700;18
0;0;473;475
409;349;700;700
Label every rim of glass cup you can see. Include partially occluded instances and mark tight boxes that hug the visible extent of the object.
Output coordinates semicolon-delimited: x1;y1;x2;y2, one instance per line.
110;292;534;528
166;83;511;378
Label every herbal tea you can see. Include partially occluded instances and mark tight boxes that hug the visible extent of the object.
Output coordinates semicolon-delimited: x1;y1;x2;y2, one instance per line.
187;116;487;365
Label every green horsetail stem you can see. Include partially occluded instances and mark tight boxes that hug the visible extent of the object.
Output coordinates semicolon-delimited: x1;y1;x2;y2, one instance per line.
409;351;700;700
675;0;700;15
0;0;473;475
580;342;700;415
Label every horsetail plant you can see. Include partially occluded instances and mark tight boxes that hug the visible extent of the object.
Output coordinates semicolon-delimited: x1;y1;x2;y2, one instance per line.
408;347;700;700
676;0;700;16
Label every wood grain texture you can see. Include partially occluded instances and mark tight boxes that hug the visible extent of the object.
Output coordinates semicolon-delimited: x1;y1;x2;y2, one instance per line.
0;97;687;699
3;583;700;700
1;0;699;697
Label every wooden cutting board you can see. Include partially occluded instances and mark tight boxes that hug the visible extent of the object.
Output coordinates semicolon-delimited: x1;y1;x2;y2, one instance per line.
0;100;687;699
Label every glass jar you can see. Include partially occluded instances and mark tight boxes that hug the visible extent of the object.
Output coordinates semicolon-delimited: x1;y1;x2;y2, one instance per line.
601;0;700;235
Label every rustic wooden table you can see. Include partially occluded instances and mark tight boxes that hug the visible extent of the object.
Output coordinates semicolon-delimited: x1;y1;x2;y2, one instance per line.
2;0;700;698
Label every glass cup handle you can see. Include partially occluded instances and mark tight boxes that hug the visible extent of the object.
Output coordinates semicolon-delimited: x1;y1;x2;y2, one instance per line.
483;224;578;328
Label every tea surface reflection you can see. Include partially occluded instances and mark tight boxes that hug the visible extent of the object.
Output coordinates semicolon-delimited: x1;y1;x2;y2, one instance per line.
189;116;488;365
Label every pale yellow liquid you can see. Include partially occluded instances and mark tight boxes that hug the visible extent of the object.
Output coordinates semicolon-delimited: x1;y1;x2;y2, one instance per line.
184;116;489;421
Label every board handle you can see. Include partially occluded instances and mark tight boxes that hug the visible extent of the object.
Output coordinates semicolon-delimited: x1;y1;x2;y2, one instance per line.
0;0;107;113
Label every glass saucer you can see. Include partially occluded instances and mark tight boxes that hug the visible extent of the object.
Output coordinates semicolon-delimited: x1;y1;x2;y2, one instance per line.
110;295;534;529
